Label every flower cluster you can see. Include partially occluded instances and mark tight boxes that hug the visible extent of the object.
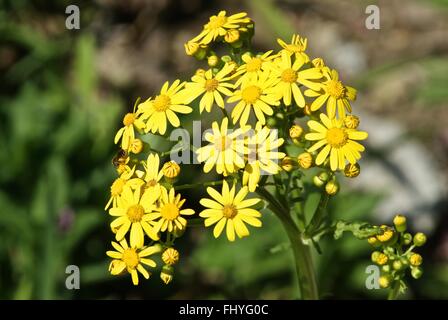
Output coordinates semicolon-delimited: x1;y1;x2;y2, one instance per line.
369;215;427;292
105;10;420;298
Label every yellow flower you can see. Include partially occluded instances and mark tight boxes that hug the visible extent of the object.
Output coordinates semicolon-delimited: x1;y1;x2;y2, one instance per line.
199;180;262;241
162;161;181;179
235;51;276;83
114;112;146;150
138;80;192;135
107;239;161;285
105;166;144;210
184;63;235;113
305;113;368;171
269;51;322;107
109;186;160;247
305;69;357;119
228;71;280;126
149;187;195;233
243;124;285;192
191;11;251;45
277;34;309;61
196;118;248;176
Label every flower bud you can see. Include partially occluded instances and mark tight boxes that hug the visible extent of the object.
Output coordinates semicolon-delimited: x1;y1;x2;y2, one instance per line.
413;232;427;247
376;253;388;265
325;180;339;196
281;156;296;172
185;41;199;56
379;276;391;289
224;29;240;44
393;260;403;271
160;265;174;285
402;233;412;245
344;163;360;178
162;248;180;266
393;214;407;232
344;115;360;129
409;253;422;266
129;138;144;154
411;267;423;279
313;171;329;188
163;161;181;179
207;55;220;67
367;236;380;247
221;55;232;63
297;152;313;169
382;265;391;273
371;251;381;263
195;68;206;77
289;125;303;139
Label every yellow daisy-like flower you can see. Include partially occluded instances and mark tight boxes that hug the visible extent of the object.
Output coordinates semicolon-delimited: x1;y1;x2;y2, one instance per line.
305;113;368;171
228;71;280;126
138;80;192;135
199;181;262;242
139;153;164;200
107;238;161;285
305;68;357;119
114;112;146;150
184;63;235;113
196;117;248;176
243;124;285;192
269;51;322;107
109;186;160;247
105;166;143;210
148;187;195;233
191;11;251;45
277;34;309;61
235;51;276;84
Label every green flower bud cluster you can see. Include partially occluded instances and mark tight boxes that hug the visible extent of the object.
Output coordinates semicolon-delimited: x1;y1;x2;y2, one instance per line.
368;214;426;291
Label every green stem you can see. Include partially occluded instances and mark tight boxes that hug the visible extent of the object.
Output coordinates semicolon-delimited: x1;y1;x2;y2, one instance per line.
305;193;330;237
388;281;400;300
257;188;319;300
175;180;224;191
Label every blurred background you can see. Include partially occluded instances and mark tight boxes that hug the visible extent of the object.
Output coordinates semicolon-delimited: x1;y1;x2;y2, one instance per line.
0;0;447;299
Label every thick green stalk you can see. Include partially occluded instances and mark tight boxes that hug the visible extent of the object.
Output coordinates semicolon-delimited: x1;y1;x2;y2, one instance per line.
387;281;400;300
257;188;319;300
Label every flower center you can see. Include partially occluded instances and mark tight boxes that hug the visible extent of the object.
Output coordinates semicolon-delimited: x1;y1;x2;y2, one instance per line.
242;85;261;104
122;248;139;269
222;204;238;219
207;15;227;30
246;58;262;72
281;68;298;83
127;204;145;223
123;113;135;126
204;79;219;92
327;80;345;98
160;203;180;221
326;128;348;148
215;136;231;151
153;95;171;112
111;178;126;196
